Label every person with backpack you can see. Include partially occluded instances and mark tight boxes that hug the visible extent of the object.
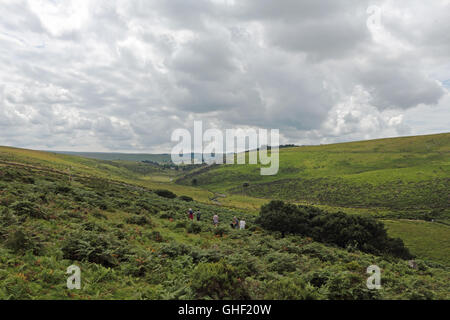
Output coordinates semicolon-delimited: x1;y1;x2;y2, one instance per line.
188;208;194;220
231;216;239;229
196;210;201;221
213;214;219;227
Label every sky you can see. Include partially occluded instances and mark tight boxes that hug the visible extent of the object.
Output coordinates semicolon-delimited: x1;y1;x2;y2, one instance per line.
0;0;449;153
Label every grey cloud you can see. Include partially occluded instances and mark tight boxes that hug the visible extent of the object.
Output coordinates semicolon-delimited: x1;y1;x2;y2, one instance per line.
0;0;448;152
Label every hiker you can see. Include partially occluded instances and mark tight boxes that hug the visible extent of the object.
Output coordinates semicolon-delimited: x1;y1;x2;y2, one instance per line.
188;208;194;220
213;214;219;227
231;216;239;229
196;210;201;221
239;219;246;230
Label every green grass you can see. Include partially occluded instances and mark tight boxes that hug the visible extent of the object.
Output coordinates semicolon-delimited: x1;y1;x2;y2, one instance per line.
176;133;450;211
0;164;448;300
383;220;450;266
1;133;450;300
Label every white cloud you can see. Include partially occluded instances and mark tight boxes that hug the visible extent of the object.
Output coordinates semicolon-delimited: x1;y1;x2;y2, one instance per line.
0;0;448;152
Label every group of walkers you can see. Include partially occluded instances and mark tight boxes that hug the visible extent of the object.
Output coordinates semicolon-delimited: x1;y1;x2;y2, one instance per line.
187;208;201;221
187;208;245;230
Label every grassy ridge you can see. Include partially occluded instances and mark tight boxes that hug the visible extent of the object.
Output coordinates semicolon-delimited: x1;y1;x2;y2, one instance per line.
51;151;172;163
0;146;216;205
176;133;450;210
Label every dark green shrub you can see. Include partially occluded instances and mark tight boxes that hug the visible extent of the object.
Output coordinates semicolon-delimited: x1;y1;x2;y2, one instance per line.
122;251;162;278
81;221;106;232
191;260;249;299
5;230;43;255
226;253;260;277
126;215;151;226
10;200;46;219
160;211;176;219
92;210;107;220
175;220;188;229
263;277;319;300
53;184;71;194
146;230;164;242
159;242;191;257
325;271;379;300
178;195;193;202
0;208;19;227
213;225;228;237
154;189;177;199
190;248;224;264
61;231;128;267
298;243;338;262
256;200;413;259
266;252;298;274
187;223;202;234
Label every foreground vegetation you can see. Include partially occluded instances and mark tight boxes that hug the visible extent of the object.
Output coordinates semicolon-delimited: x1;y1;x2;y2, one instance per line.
0;133;449;299
0;164;449;300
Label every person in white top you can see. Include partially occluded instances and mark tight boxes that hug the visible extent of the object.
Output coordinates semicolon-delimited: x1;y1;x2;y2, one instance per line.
239;220;246;230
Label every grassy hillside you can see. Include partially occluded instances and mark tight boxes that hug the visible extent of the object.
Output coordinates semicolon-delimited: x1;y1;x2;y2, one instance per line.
0;146;215;205
0;136;449;299
176;133;450;211
383;220;450;266
52;151;172;163
0;163;449;300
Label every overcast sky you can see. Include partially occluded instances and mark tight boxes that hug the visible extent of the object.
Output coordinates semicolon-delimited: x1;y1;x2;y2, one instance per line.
0;0;449;153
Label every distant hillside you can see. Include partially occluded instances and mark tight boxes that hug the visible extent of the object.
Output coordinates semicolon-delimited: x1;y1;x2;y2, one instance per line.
50;151;172;163
176;133;450;211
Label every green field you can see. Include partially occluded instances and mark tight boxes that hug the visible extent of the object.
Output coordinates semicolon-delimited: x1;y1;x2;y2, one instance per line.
383;220;450;266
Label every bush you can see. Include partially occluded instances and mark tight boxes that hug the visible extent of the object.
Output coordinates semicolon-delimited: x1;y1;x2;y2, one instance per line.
178;195;193;202
256;200;413;259
175;221;188;229
61;231;129;267
146;230;164;242
213;225;228;237
126;215;151;226
263;277;319;300
53;184;72;194
265;252;298;274
160;211;176;219
325;271;379;300
191;260;249;299
159;242;191;258
187;223;202;234
135;199;158;213
10;201;46;219
0;208;20;227
154;189;177;199
5;230;43;255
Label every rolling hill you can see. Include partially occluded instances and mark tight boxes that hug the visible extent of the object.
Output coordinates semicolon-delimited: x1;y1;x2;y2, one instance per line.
176;133;450;211
0;134;449;299
0;151;449;299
